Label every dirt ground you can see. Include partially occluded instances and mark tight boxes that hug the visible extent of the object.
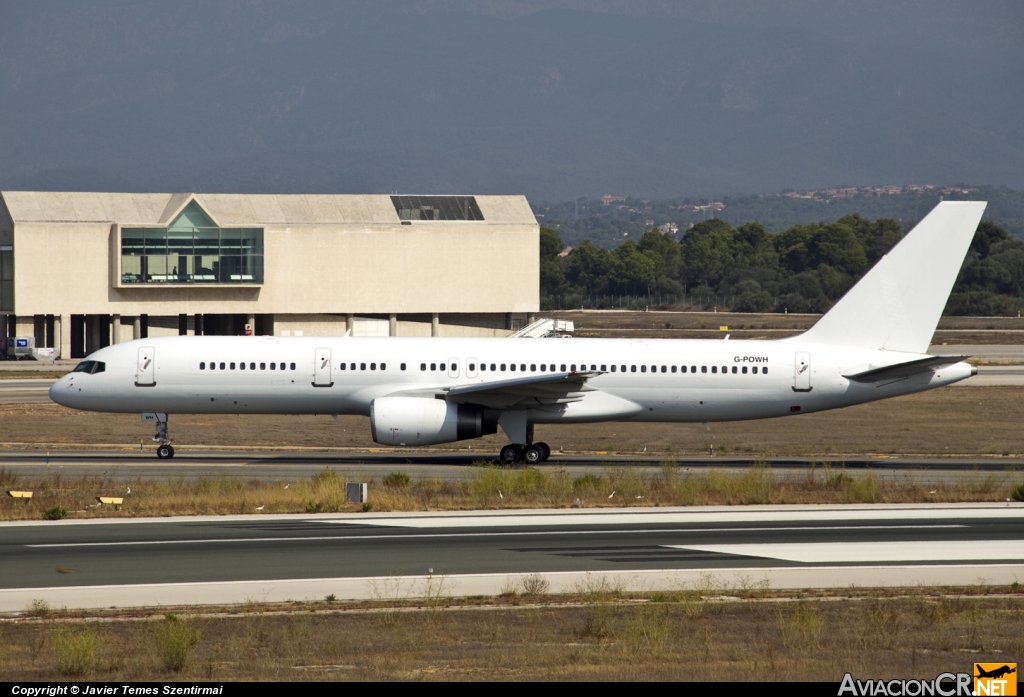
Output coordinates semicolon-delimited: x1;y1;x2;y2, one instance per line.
2;386;1023;458
546;310;1024;343
3;591;1021;681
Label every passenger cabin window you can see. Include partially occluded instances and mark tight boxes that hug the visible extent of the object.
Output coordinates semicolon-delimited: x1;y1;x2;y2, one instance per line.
712;366;717;373
701;366;707;373
290;363;296;370
401;363;406;371
250;362;256;370
219;362;225;370
260;363;266;370
611;365;617;372
732;366;737;374
361;363;367;370
501;364;506;371
200;362;206;370
340;363;346;370
560;364;566;372
671;366;676;373
631;365;636;372
421;363;426;371
641;365;646;373
742;366;748;374
490;364;496;371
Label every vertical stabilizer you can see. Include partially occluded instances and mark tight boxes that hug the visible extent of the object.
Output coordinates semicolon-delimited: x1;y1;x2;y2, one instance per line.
796;201;987;354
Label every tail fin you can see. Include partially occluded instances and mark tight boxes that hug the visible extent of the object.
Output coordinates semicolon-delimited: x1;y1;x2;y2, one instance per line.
796;201;987;354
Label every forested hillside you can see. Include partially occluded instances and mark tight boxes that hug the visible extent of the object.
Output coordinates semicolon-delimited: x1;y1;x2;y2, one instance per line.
540;216;1024;316
534;185;1024;248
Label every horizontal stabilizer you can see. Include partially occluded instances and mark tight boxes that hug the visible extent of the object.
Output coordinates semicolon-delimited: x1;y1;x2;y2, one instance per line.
796;201;987;353
843;355;968;383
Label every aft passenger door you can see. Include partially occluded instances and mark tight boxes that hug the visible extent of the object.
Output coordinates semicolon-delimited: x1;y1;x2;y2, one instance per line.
136;347;156;387
313;348;333;387
793;352;811;392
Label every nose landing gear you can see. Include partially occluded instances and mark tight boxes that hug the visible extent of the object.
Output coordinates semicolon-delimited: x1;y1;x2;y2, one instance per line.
147;413;174;459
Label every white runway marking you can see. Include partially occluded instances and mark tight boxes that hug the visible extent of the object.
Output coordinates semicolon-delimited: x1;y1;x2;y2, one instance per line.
344;506;1024;529
664;540;1024;563
24;524;963;548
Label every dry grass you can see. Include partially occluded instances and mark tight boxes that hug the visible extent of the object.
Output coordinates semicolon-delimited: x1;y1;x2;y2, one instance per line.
2;386;1024;458
1;462;1021;520
2;590;1022;681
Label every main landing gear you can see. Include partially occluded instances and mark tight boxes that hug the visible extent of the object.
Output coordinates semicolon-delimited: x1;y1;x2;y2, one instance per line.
149;414;175;459
499;442;551;465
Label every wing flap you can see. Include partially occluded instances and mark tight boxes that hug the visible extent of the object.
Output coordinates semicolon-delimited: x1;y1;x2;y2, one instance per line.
445;371;602;409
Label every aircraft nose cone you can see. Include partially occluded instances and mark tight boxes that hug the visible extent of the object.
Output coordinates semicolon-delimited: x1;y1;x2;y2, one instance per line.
48;377;72;407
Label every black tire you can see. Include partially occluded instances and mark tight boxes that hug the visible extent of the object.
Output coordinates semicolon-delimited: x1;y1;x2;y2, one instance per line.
536;442;551;461
166;445;175;458
499;444;521;465
523;445;543;465
156;444;172;459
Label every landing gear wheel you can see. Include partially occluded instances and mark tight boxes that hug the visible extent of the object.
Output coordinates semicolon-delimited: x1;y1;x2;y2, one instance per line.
535;442;551;462
156;444;174;459
499;444;522;465
523;445;543;465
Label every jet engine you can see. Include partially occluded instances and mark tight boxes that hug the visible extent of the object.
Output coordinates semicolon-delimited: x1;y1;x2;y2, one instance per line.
370;396;495;446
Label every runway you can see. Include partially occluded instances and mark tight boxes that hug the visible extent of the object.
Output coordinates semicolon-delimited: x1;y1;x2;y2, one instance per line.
1;448;1021;482
2;503;1022;610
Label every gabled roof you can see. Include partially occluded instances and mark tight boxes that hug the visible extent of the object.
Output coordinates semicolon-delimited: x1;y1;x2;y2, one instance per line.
0;192;537;227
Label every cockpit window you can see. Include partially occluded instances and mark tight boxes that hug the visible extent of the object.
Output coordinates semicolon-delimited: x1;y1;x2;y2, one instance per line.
71;361;105;374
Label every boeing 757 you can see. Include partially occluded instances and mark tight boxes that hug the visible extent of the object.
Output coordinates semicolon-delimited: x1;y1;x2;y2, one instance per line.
49;201;986;463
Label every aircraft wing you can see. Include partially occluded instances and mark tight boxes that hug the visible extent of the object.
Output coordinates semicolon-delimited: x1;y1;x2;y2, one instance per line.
843;355;969;383
443;371;603;409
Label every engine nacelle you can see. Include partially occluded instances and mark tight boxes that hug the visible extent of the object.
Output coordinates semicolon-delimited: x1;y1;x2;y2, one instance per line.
370;396;493;446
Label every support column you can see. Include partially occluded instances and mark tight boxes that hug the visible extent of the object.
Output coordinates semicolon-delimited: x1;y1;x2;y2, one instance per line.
194;314;204;336
87;316;101;355
111;314;120;344
504;312;513;331
346;314;355;334
15;316;33;339
389;313;397;337
133;316;141;341
431;313;440;337
58;315;70;360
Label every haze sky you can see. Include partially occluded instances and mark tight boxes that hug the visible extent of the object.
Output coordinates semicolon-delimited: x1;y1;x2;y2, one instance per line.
1;1;1021;199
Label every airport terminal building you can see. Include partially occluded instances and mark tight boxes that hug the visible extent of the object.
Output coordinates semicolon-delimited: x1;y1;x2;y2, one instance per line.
0;191;539;358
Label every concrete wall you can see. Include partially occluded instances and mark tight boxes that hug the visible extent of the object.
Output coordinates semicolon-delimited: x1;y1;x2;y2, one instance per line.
12;220;538;316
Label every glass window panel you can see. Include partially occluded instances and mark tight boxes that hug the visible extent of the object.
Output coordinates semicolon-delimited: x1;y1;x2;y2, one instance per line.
121;256;141;283
220;228;241;251
145;255;168;282
193;228;219;255
239;229;262;255
167;228;193;256
121;229;146;256
0;281;11;312
144;229;167;255
219;256;242;283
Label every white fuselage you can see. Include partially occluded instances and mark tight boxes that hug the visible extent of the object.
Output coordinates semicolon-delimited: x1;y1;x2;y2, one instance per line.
48;335;973;426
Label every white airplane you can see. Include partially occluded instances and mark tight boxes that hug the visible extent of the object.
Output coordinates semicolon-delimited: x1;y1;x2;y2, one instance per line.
49;201;986;463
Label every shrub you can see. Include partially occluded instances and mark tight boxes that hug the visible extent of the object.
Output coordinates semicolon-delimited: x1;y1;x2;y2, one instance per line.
44;506;67;520
1012;483;1024;502
154;614;200;672
572;473;603;491
305;502;325;513
382;472;411;489
53;627;95;676
520;574;550;596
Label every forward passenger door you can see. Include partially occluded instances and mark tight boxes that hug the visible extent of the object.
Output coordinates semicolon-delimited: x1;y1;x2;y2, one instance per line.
313;348;333;387
135;347;156;387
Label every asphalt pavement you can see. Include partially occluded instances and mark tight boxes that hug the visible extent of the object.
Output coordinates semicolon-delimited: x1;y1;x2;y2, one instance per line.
2;504;1022;610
